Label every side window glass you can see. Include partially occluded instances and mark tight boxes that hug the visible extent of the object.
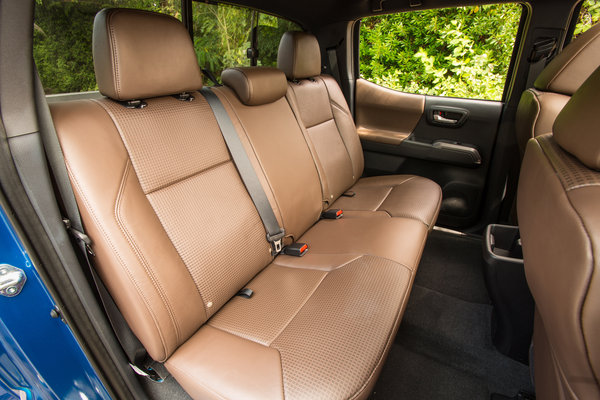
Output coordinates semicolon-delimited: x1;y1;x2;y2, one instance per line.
360;4;523;101
191;2;301;83
573;0;600;38
34;0;181;95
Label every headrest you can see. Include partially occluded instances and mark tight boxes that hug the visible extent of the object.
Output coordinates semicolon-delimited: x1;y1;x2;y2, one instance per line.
93;8;203;100
221;67;288;106
277;31;321;80
553;66;600;170
534;22;600;95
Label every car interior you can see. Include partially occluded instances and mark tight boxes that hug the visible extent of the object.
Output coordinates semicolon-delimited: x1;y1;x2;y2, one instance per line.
0;0;598;399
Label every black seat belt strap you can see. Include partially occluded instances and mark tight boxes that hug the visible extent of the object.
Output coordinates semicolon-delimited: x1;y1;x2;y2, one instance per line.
34;70;166;382
200;87;285;255
525;37;558;88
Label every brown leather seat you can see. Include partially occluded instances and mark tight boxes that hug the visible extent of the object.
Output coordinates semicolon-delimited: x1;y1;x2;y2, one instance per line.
277;32;442;229
50;8;428;399
213;67;429;270
517;66;600;399
515;22;600;157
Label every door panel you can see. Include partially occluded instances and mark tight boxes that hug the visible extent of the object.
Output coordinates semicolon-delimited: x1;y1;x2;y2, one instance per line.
355;78;424;145
357;79;503;228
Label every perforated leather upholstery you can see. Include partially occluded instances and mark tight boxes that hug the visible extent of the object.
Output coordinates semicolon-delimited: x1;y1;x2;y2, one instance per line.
49;8;441;400
277;32;441;228
518;67;600;400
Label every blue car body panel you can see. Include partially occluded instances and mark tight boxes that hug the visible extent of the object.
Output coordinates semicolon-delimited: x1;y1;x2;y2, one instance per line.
0;207;111;400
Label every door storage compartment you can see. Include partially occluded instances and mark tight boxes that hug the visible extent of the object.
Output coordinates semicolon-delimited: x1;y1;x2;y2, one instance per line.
483;224;534;364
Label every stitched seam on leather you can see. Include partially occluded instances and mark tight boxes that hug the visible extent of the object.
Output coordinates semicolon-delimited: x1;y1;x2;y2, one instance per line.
285;89;331;205
145;159;230;195
64;157;170;360
537;138;600;389
530;89;542;137
115;161;182;348
165;363;228;400
236;67;253;104
304;114;335;130
318;75;357;182
94;97;220;318
268;255;412;350
93;98;184;347
545;28;600;91
372;186;394;211
107;11;121;98
265;271;329;346
375;177;435;227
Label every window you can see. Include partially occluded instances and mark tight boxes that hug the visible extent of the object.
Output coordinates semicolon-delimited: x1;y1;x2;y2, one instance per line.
359;4;523;101
191;2;300;83
573;0;600;38
34;0;181;94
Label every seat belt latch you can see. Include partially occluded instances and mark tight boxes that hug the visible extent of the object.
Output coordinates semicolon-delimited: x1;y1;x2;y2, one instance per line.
266;229;285;255
321;209;343;219
283;243;309;257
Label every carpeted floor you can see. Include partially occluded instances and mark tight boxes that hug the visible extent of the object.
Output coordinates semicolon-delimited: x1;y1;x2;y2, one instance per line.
371;229;534;400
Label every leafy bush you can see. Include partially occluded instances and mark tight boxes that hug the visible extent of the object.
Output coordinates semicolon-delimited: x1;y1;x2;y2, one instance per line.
34;0;297;93
359;4;522;100
574;0;600;37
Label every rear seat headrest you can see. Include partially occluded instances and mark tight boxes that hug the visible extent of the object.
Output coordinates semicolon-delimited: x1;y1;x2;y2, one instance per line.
93;8;203;101
221;67;288;106
277;31;321;80
534;22;600;95
553;66;600;170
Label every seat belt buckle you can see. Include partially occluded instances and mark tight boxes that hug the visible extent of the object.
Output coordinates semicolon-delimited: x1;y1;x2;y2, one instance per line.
283;243;308;257
321;209;343;219
266;229;285;255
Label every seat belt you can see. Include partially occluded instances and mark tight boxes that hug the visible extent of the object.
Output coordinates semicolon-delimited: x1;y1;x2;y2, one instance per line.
200;87;286;255
525;37;558;88
34;71;166;382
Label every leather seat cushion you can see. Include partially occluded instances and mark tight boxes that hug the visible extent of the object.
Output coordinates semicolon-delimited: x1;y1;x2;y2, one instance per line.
297;217;429;271
331;175;442;229
166;254;412;400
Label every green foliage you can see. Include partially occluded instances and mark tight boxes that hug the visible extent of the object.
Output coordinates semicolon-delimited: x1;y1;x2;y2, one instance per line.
359;4;522;101
574;0;600;37
34;0;181;94
191;3;299;82
34;0;298;93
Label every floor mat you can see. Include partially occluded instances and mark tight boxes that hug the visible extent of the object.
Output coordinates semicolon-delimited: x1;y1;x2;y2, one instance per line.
371;230;533;400
414;229;489;304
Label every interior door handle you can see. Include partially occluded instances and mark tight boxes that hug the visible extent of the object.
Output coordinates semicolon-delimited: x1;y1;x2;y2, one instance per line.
433;112;458;124
428;106;469;128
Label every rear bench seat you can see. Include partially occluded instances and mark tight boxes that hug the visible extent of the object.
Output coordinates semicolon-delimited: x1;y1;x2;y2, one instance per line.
214;67;432;268
278;32;442;228
50;8;441;399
